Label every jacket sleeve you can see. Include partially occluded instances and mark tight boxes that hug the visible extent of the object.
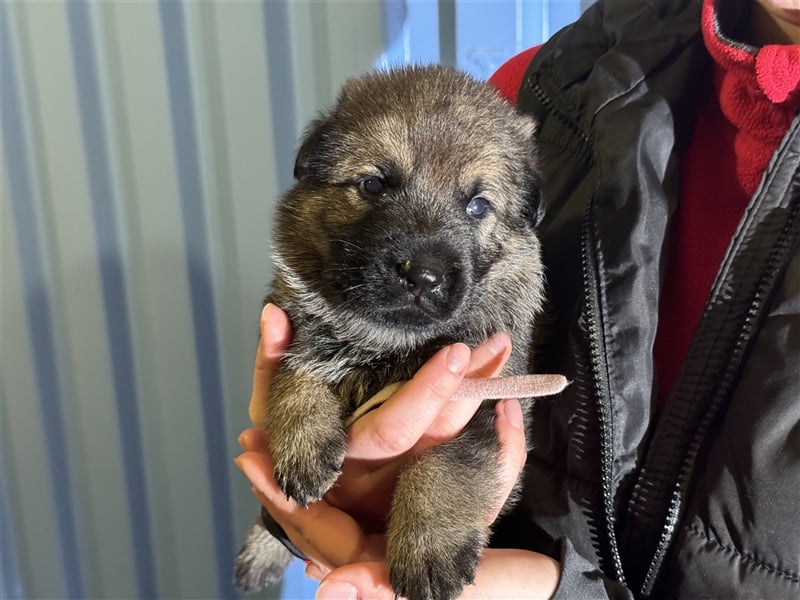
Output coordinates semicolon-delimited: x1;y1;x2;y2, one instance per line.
550;538;634;600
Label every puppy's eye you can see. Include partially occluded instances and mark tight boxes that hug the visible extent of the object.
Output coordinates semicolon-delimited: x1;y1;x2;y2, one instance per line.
358;176;386;196
466;195;491;218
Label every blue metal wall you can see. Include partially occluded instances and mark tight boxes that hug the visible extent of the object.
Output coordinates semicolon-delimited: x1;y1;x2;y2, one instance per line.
1;1;585;598
1;1;381;597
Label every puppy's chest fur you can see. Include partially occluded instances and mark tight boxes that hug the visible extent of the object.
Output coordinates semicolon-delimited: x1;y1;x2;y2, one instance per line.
280;313;449;416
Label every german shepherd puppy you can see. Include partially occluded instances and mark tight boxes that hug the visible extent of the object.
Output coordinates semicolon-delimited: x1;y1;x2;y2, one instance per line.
234;65;545;600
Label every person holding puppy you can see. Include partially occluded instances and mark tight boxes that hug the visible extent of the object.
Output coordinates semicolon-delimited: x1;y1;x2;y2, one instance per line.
236;0;800;597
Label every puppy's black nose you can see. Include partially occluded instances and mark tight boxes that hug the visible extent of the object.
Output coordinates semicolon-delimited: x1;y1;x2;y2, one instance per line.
398;258;444;297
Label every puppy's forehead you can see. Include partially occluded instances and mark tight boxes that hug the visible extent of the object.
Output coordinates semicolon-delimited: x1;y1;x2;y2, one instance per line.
334;102;521;182
316;67;536;192
349;112;418;173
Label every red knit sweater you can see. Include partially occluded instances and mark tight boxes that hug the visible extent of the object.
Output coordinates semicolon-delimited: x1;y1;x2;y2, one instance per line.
489;0;800;408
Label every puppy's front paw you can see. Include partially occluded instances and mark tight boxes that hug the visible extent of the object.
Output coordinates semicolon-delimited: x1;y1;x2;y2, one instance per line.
387;525;484;600
273;431;346;506
267;369;348;505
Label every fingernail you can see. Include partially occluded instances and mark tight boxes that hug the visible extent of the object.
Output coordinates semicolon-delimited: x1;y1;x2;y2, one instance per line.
316;580;358;600
237;432;247;449
234;455;243;470
304;561;324;581
262;303;276;332
446;343;470;374
503;398;524;429
263;303;289;348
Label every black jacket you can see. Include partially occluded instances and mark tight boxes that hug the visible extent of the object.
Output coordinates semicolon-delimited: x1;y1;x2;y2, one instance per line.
490;0;800;598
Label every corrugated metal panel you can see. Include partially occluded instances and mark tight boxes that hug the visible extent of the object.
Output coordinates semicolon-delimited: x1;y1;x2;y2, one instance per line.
1;1;586;597
1;1;382;597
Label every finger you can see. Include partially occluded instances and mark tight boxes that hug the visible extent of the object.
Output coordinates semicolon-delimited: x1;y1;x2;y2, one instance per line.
463;549;560;599
305;560;327;582
249;303;291;427
420;333;512;444
235;450;381;569
315;551;559;600
486;398;528;523
250;485;376;572
316;563;393;600
237;427;268;452
347;343;471;460
465;332;512;379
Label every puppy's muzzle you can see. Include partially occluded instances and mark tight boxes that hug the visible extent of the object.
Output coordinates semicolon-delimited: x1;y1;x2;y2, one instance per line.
386;239;466;321
397;257;444;297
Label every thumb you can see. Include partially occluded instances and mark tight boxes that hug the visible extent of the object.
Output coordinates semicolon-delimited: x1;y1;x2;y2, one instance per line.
249;303;291;427
315;562;392;600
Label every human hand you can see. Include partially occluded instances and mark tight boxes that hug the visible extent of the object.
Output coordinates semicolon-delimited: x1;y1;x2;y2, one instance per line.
238;399;559;599
240;303;514;528
236;303;560;598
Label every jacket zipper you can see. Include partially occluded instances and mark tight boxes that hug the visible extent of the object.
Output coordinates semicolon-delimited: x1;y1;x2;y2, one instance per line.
531;76;626;586
528;78;591;148
640;190;800;596
579;181;627;588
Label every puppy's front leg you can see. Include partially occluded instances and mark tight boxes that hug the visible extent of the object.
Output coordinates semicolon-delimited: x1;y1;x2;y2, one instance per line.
266;366;347;506
387;403;504;600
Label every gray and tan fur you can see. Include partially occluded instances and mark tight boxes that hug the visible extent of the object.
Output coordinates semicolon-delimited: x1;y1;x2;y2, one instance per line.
234;65;546;600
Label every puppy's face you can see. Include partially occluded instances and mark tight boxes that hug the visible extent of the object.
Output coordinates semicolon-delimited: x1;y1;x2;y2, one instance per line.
273;66;545;351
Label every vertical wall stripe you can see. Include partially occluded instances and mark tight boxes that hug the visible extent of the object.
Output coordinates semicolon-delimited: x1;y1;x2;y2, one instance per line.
0;488;22;599
438;0;457;66
0;5;84;598
64;4;158;598
158;2;236;597
262;0;297;193
0;414;24;600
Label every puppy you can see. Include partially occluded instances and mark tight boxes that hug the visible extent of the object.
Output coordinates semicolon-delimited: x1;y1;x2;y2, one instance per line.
234;65;546;600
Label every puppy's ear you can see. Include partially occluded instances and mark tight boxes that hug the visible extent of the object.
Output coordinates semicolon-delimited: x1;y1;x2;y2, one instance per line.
293;116;333;181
